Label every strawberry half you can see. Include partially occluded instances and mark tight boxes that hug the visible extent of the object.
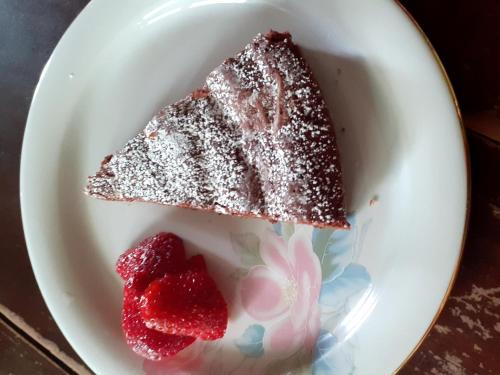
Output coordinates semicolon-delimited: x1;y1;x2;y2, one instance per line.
121;285;195;360
186;254;207;272
140;270;228;340
116;233;186;290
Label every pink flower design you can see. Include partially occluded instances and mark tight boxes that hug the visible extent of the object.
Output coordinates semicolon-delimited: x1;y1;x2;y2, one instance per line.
240;230;322;357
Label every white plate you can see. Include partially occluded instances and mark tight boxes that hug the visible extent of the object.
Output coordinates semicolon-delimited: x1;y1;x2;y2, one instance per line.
21;0;468;374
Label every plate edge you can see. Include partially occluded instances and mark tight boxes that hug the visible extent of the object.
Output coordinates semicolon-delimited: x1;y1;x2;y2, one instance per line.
392;1;471;374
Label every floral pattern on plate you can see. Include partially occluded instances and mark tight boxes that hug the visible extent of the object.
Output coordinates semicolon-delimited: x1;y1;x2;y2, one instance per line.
143;217;372;375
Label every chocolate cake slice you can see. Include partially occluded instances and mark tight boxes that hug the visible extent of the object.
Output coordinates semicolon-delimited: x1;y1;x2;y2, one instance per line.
86;31;349;229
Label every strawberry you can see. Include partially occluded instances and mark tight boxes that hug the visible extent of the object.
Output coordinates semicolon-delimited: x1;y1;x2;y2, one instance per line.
186;254;207;272
116;233;185;290
121;285;195;360
116;232;228;359
140;270;228;340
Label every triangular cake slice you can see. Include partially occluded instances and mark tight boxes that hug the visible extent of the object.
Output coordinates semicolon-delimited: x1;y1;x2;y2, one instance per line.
86;31;349;229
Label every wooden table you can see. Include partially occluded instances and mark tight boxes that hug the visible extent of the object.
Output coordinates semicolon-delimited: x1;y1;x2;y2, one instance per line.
0;1;498;374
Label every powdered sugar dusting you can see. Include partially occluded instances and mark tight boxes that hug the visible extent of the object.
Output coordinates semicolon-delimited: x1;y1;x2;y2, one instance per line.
86;31;348;228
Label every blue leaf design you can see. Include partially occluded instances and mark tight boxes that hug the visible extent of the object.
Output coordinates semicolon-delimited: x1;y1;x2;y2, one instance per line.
314;215;357;282
314;329;338;358
312;227;334;259
312;212;355;250
321;230;352;282
230;233;263;267
272;222;282;236
328;214;356;255
272;222;294;241
235;324;265;358
325;228;352;255
313;330;354;375
320;263;371;307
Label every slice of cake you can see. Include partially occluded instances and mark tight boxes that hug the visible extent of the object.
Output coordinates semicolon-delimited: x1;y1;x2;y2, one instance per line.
86;31;349;229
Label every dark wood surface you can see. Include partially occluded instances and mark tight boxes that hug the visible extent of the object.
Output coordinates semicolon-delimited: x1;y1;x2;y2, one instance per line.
0;1;498;374
0;0;91;373
0;319;68;375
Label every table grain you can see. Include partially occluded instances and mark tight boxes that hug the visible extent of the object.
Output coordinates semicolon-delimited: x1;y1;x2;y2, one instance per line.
0;1;498;374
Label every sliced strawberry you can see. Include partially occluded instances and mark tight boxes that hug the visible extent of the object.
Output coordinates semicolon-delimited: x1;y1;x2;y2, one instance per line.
121;284;195;360
116;233;186;290
140;270;227;340
186;254;207;272
116;232;227;356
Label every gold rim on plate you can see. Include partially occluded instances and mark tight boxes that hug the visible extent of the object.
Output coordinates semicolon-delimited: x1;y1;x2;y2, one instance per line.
393;1;471;373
